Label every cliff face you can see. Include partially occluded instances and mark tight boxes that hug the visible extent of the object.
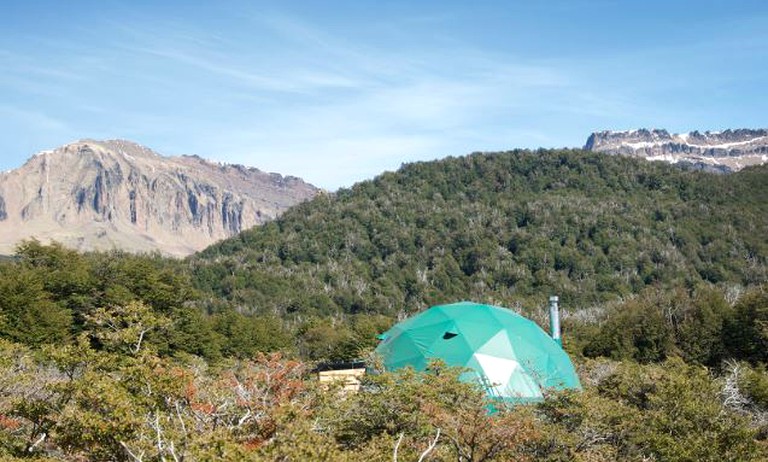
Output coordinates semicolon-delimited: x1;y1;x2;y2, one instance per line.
0;140;319;256
584;129;768;172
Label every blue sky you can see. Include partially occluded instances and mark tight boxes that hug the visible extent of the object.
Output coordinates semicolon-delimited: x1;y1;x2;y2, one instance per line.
2;0;767;189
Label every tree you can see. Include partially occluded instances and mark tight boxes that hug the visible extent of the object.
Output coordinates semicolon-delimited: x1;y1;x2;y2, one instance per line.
0;265;72;345
725;287;768;364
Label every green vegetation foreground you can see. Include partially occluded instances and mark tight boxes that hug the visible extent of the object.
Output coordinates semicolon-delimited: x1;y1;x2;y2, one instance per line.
1;323;767;461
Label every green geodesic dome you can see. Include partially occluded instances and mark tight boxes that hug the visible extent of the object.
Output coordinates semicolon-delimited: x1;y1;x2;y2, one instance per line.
374;301;581;403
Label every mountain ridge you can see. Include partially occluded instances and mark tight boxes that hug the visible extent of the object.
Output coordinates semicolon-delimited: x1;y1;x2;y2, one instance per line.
584;128;768;172
0;139;319;256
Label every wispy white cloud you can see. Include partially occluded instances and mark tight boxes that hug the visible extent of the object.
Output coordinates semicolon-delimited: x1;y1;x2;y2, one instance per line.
0;49;89;96
0;7;617;187
109;12;612;188
0;106;69;132
3;3;765;188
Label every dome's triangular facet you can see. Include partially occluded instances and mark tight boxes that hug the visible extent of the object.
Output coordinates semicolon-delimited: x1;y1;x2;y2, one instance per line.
476;330;516;359
473;353;516;391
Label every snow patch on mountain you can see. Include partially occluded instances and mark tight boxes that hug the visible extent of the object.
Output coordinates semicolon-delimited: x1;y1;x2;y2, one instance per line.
584;128;768;173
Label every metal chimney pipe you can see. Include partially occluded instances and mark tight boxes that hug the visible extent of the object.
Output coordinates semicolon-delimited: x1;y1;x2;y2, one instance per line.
549;295;562;346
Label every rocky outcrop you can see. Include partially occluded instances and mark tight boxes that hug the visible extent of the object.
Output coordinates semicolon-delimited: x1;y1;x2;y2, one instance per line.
0;139;319;256
584;129;768;172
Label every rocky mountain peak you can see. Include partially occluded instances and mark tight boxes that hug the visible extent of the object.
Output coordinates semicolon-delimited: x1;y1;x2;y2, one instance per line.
584;128;768;172
0;140;320;256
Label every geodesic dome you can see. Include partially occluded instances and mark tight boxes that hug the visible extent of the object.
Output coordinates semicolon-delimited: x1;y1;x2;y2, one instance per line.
374;301;581;403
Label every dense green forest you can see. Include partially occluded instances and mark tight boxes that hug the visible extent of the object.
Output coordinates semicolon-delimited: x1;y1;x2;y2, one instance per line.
194;149;766;315
1;149;767;460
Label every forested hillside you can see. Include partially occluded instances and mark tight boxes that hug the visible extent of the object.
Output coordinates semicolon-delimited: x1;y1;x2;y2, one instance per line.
192;149;766;318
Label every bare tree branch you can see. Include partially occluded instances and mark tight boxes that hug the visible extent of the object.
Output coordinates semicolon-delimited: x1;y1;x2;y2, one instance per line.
237;409;252;427
418;428;441;462
175;400;187;436
392;432;404;462
168;440;179;462
27;432;46;452
132;328;149;354
120;441;145;462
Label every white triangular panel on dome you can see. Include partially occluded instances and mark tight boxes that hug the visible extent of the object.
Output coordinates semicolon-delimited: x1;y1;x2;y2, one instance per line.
473;353;518;395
